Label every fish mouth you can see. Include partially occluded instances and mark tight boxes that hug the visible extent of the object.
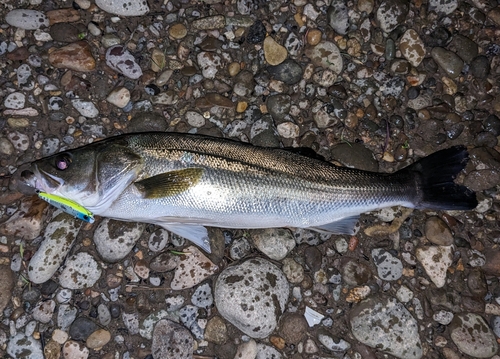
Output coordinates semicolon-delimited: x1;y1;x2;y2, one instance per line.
20;166;63;193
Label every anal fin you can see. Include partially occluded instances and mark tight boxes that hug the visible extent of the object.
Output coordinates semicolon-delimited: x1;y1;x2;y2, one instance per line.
310;215;360;235
159;223;211;253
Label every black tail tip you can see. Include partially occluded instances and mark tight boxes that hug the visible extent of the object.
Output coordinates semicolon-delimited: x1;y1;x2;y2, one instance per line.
411;146;477;211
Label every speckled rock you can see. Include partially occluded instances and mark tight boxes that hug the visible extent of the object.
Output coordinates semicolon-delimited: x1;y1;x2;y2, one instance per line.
62;340;89;359
96;0;149;16
6;9;49;30
33;299;56;323
371;248;403;281
215;257;289;338
327;0;349;35
449;313;498;358
105;45;143;79
197;52;222;79
7;333;43;359
59;252;102;289
0;197;46;240
152;319;193;359
267;59;303;85
350;295;422;359
428;0;458;15
305;41;343;75
28;212;82;284
71;99;99;118
252;228;296;260
4;92;26;109
399;29;425;67
171;246;218;290
416;245;453;288
93;219;145;262
376;0;409;33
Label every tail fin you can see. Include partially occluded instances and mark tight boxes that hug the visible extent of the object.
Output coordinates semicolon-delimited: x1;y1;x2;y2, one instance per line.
406;146;477;210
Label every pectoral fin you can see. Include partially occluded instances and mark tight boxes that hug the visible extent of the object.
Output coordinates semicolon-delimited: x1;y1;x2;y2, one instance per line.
310;215;360;235
135;168;204;199
159;223;211;253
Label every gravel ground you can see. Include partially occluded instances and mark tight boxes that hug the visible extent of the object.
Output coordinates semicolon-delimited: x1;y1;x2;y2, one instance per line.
1;0;500;358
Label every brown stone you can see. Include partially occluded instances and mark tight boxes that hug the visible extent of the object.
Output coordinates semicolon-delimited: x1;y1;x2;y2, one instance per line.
46;8;80;24
49;41;96;72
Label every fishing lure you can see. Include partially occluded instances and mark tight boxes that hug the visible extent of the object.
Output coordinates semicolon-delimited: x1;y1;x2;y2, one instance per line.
37;191;95;223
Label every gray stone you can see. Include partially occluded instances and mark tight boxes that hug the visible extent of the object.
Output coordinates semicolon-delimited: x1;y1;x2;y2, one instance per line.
350;295;422;359
71;99;99;118
152;319;193;359
191;283;213;309
171;246;218;290
450;313;498;358
215;257;289;338
252;228;296;260
96;0;149;16
327;0;349;35
106;45;143;79
330;143;378;172
93;219;145;262
428;0;457;15
59;252;102;289
371;248;403;281
7;333;43;359
4;92;26;109
6;9;49;30
305;42;343;75
431;47;463;78
32;299;56;323
28;212;82;284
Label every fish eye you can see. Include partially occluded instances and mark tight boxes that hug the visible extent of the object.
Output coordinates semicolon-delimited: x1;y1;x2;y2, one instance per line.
55;154;71;171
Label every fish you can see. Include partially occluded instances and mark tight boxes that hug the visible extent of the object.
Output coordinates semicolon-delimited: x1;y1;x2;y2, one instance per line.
19;132;477;253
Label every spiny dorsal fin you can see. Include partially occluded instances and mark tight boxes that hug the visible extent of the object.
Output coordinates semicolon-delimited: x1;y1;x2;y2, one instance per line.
135;168;204;198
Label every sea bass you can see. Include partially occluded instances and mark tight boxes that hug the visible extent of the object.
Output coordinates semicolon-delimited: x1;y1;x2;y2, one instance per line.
19;132;477;252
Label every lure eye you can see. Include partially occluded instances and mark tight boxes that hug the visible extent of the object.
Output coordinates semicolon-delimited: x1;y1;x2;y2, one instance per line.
55;154;71;171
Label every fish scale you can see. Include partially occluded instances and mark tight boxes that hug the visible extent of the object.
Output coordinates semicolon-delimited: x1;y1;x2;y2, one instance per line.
20;132;477;252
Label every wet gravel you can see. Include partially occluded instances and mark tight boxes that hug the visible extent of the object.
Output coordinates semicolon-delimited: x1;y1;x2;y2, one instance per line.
1;0;500;358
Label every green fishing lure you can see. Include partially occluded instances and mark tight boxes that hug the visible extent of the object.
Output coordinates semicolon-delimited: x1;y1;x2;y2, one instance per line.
37;191;95;223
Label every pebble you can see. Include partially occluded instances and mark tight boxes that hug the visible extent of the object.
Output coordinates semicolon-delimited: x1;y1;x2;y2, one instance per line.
430;47;463;78
192;15;225;30
28;212;82;284
58;304;78;331
86;329;111;349
306;29;322;46
6;9;49;30
470;55;490;79
251;228;296;260
371;248;403;281
186;111;206;128
48;41;96;72
451;35;478;63
235;339;257;359
350;295;422;359
229;237;252;260
71;99;99;118
425;216;453;245
278;313;308;344
267;59;303;85
169;23;187;39
263;37;288;66
399;29;425;67
105;45;143;79
246;20;266;44
4;92;26;109
204;316;228;345
148;228;169;252
191;282;213;309
150;252;180;272
171;246;218;290
122;312;140;335
62;340;89;359
415;245;453;288
449;313;498;357
428;0;458;15
96;0;149;16
7;333;43;359
215;257;289;338
277;122;300;138
33;299;56;323
93;219;145;262
318;333;351;352
127;112;168;132
98;304;111;326
433;310;454;325
140;310;171;340
327;0;349;35
305;41;343;75
106;87;130;108
376;0;409;33
330;142;378;171
197;52;222;79
152;319;193;359
256;344;283;359
59;252;101;289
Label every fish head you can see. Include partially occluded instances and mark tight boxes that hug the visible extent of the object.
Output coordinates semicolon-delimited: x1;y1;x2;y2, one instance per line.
20;139;143;212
